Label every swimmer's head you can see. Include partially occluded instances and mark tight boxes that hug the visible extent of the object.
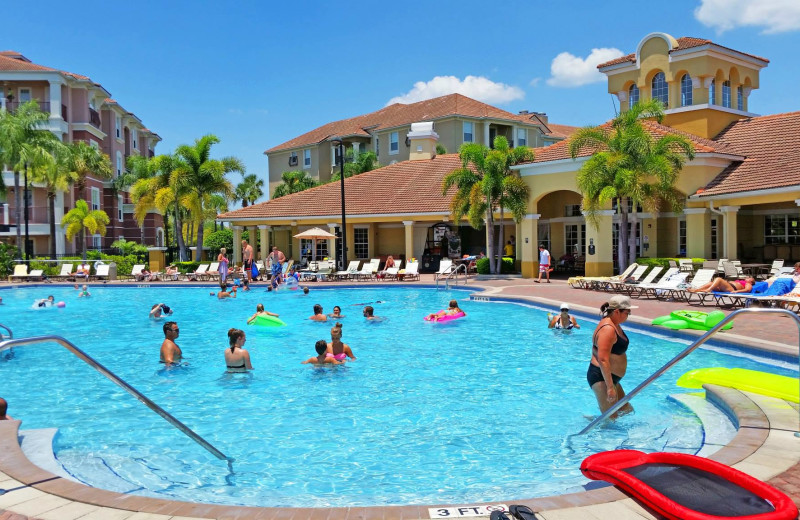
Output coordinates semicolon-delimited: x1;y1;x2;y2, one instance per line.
48;295;54;301
448;299;458;309
314;339;328;355
82;285;87;291
333;305;341;314
228;328;245;347
303;287;309;294
331;322;343;338
313;304;323;315
210;291;216;296
363;306;374;317
163;321;178;336
267;286;273;292
256;303;264;312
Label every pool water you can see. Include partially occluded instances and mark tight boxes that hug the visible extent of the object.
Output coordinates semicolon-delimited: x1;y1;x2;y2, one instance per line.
0;285;794;507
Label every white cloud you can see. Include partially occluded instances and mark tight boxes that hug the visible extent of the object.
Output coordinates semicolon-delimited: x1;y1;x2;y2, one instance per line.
695;0;800;33
529;77;542;87
386;75;524;106
546;48;625;88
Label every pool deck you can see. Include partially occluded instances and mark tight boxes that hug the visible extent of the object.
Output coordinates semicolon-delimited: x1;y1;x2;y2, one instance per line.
1;275;799;519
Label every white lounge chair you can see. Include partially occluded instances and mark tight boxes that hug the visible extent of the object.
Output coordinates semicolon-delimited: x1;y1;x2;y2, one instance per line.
630;267;679;299
614;266;663;295
52;263;74;281
433;259;454;282
595;264;648;292
8;264;28;282
356;259;380;281
400;260;420;281
676;269;718;305
27;269;44;281
570;263;639;289
206;262;221;281
384;260;403;281
184;264;209;281
93;264;110;281
333;260;361;280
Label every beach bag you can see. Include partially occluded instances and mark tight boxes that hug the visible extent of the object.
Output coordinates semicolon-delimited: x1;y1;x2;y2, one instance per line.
251;263;260;279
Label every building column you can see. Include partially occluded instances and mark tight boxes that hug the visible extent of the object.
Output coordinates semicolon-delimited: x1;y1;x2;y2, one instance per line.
233;226;242;265
259;225;269;264
684;208;710;258
641;213;658;258
352;142;360;159
55;191;65;255
584;210;615;277
511;125;518;147
328;223;338;260
520;214;539;278
248;225;259;258
720;206;740;260
48;80;63;120
483;121;491;147
403;220;414;262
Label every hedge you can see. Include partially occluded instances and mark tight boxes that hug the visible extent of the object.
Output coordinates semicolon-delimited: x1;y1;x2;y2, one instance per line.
635;257;706;269
476;257;515;274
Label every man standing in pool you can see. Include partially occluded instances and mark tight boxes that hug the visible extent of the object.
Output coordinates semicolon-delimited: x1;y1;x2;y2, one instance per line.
588;295;634;417
160;321;183;365
269;246;285;282
242;239;254;283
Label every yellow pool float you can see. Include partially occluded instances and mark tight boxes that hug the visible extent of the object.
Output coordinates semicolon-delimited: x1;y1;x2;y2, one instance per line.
677;367;798;403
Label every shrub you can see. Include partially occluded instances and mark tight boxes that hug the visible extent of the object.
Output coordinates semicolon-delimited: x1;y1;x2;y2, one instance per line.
175;261;201;274
636;257;706;270
475;257;515;274
0;243;20;277
204;228;233;254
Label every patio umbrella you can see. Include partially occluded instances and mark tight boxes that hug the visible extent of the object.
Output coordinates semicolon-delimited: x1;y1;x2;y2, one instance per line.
293;227;337;262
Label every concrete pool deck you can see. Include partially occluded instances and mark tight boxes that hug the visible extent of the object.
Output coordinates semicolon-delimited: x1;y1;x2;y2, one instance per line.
1;275;799;519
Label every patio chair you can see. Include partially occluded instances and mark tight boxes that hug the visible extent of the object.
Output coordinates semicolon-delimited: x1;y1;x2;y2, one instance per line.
206;262;221;281
51;263;74;282
615;266;662;296
595;264;648;292
333;260;361;280
92;264;111;281
677;269;720;305
630;267;681;299
678;259;695;275
26;269;44;282
119;264;145;281
309;260;334;281
8;264;28;282
433;259;454;283
356;259;380;281
400;260;420;281
570;263;638;289
384;259;403;281
767;259;785;279
183;264;209;281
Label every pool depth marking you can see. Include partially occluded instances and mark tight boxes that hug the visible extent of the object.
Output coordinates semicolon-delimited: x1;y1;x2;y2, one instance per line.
429;504;508;518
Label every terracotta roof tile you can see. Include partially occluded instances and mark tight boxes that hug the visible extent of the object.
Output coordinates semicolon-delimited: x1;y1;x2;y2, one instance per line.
597;36;769;69
219;154;464;220
545;123;580;139
696;112;800;197
265;94;548;154
0;52;55;72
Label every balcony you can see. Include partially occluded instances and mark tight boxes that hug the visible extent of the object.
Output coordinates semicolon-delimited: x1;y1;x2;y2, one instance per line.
89;108;101;129
3;204;52;225
4;100;50;113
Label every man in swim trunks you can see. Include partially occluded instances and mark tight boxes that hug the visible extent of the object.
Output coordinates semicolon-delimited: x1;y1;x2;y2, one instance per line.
160;321;182;365
302;339;344;365
269;246;285;282
309;304;328;322
242;240;254;283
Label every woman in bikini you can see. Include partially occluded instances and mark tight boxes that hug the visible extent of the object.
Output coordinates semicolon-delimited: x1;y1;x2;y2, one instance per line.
224;328;253;372
588;295;635;416
548;303;580;329
687;276;755;293
326;323;356;361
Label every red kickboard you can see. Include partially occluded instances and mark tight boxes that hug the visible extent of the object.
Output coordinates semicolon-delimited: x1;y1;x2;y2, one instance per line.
581;450;798;520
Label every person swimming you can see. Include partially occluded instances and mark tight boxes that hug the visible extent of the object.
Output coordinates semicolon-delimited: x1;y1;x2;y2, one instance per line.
328;305;345;319
224;328;253;372
425;300;464;321
78;285;90;297
326;323;355;361
247;303;279;324
36;295;55;308
302;339;343;365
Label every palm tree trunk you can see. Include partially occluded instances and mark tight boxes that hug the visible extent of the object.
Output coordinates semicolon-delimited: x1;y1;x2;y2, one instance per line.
195;220;204;262
13;170;21;259
80;227;86;260
618;201;629;273
628;212;639;269
174;203;187;261
486;207;496;274
48;192;56;259
496;206;505;273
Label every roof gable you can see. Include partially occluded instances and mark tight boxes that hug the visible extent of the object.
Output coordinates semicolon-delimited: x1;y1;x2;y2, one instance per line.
597;36;769;69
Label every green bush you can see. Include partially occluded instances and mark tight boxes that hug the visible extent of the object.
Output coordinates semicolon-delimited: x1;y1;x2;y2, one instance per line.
175;261;201;274
0;242;20;277
636;257;706;269
204;228;233;254
476;257;515;274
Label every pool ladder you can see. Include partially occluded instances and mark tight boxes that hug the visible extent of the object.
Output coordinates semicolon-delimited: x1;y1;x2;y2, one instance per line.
577;307;800;436
436;263;468;289
0;329;230;461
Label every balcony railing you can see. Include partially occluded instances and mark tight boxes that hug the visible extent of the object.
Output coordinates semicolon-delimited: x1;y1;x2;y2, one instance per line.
2;204;51;224
89;108;101;129
4;100;50;113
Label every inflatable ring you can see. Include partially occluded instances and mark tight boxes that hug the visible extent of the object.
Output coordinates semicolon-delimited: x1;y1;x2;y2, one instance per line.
651;310;731;331
249;314;286;327
424;311;465;323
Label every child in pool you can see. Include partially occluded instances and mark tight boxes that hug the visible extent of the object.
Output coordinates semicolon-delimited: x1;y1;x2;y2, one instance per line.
425;300;465;321
247;303;279;324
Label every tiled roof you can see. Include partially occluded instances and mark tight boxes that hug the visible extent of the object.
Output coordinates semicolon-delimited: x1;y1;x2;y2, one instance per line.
597;36;769;69
265;94;547;153
695;112;800;197
219;154;464;220
0;51;92;81
545;123;580;139
527;119;737;164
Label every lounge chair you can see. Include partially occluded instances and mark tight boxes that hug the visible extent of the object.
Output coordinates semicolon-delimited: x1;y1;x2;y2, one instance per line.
206;262;220;281
184;264;209;281
356;259;380;281
678;259;695;275
308;260;334;281
569;263;638;289
630;267;680;299
676;269;719;305
433;259;454;283
8;264;28;282
384;259;403;281
614;266;663;295
51;263;74;282
27;269;44;281
400;260;420;281
333;260;361;281
119;264;144;281
92;264;111;281
594;264;648;292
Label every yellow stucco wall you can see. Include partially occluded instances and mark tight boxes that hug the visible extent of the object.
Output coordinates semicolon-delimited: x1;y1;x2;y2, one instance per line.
377;227;404;256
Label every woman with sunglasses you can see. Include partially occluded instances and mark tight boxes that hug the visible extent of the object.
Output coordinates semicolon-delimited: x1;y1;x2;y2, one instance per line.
587;295;636;416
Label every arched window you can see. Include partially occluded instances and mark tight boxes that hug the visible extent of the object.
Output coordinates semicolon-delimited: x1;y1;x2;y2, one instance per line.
628;84;639;108
722;80;731;108
709;79;715;105
680;74;693;106
651;72;668;107
737;85;744;110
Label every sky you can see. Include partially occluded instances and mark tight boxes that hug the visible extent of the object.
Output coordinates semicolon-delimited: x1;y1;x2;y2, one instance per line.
4;0;800;201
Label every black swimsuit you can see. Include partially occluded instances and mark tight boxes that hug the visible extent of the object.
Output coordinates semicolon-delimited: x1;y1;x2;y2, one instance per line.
587;323;629;387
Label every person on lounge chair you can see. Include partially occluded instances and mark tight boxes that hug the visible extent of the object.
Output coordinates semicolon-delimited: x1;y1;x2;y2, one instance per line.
72;263;90;278
688;276;755;294
136;269;154;282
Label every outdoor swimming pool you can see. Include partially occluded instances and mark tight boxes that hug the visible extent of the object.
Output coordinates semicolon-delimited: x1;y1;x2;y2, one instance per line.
0;285;795;508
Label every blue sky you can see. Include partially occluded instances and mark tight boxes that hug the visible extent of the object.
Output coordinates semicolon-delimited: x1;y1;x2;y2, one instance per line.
5;0;800;199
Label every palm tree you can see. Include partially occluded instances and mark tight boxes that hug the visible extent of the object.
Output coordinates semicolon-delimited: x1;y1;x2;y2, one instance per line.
331;150;379;181
61;199;110;259
569;99;695;270
272;170;318;198
172;135;243;261
0;101;51;258
442;136;533;273
113;154;152;243
234;173;265;207
69;140;113;201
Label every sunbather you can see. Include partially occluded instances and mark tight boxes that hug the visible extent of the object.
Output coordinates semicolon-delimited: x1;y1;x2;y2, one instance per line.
688;276;755;294
72;263;90;278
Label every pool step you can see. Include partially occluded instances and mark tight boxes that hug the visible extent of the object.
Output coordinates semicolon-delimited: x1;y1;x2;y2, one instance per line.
669;393;737;457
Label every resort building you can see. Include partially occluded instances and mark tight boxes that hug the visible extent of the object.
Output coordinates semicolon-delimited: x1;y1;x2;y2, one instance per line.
0;51;163;256
221;32;800;278
264;93;575;198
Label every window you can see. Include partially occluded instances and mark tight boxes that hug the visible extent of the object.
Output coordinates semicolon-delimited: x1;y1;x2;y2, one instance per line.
722;80;731;108
354;228;369;258
463;122;473;143
91;187;100;211
289;151;298;166
679;220;687;257
92;234;102;249
375;137;380;157
90;140;99;150
18;88;31;102
115;115;122;139
303;149;311;168
564;204;582;217
331;145;338;167
116;152;122;177
389;132;399;154
710;218;718;259
628;84;639;107
765;214;800;244
131;128;137;149
118;195;124;222
516;128;527;147
709;79;716;105
680;74;693;106
651;72;668;107
565;224;586;256
300;238;328;259
737;85;743;110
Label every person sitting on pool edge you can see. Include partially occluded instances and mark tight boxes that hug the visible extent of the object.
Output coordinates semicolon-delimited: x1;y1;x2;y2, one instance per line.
302;339;344;365
425;300;464;321
160;321;182;365
309;304;327;322
224;328;253;373
326;323;355;361
247;303;279;324
548;303;580;329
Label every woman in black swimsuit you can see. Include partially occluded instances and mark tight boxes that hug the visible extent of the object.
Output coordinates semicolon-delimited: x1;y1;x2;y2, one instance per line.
224;328;253;373
588;295;636;416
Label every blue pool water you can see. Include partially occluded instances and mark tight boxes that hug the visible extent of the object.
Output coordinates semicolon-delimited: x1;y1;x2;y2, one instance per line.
0;285;794;507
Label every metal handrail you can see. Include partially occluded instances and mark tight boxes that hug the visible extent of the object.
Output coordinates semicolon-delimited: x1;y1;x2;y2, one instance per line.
0;323;12;339
0;335;230;461
577;307;800;435
436;263;468;289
